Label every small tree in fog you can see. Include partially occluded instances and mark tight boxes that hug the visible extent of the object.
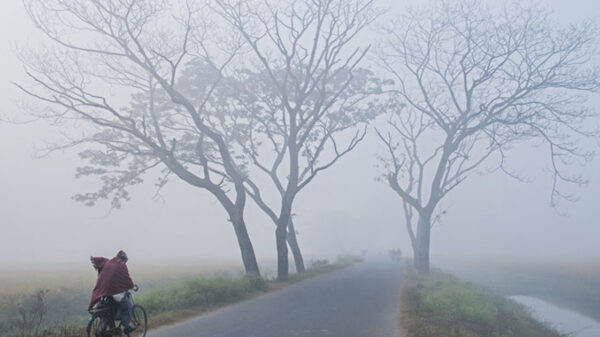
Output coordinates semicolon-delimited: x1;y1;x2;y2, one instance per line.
215;0;385;280
376;1;600;273
16;0;261;275
17;289;49;336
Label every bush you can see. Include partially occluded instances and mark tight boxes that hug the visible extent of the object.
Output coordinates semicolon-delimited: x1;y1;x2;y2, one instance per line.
309;259;330;269
8;289;50;337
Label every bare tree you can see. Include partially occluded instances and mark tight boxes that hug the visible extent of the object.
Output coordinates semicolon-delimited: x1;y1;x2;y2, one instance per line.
235;66;384;276
376;0;600;273
17;0;260;274
215;0;384;280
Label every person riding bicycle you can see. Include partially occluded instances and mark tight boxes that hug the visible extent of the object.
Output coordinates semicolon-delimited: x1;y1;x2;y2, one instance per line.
89;250;139;334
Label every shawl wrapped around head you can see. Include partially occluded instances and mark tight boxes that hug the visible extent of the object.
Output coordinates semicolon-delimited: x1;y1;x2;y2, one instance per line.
89;256;135;309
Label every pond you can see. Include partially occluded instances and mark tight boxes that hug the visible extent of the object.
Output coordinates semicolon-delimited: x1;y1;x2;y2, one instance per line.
510;295;600;337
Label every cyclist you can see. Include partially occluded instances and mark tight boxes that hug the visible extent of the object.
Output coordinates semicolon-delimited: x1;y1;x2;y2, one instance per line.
89;250;138;334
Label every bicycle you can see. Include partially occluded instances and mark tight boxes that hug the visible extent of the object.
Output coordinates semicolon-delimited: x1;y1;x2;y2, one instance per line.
87;289;147;337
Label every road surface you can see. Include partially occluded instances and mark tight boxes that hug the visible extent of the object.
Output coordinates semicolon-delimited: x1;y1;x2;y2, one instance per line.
147;260;403;337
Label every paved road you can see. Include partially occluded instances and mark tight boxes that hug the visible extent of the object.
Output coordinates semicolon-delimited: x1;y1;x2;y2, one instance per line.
147;260;403;337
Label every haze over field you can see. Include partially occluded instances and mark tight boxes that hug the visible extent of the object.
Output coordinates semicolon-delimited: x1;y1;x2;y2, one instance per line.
0;0;599;271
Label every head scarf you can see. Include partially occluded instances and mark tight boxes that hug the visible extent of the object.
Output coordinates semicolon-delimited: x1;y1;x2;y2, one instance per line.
117;250;128;262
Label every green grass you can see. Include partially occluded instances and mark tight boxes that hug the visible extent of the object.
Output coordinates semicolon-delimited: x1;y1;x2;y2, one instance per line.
138;274;268;314
400;265;565;337
440;258;600;321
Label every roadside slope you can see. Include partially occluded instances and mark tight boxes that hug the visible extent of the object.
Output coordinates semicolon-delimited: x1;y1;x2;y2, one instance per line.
399;267;565;337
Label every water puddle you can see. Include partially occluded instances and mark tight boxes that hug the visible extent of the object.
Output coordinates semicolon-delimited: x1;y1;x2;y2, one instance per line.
510;295;600;337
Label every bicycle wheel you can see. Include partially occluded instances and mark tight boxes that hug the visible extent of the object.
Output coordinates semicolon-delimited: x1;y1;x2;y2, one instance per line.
130;304;147;337
87;313;111;337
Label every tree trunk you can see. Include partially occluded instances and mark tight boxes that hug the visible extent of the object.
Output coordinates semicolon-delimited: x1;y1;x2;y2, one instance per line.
286;219;305;273
404;205;418;262
276;191;297;281
276;220;289;281
230;211;260;275
414;211;432;274
409;239;418;264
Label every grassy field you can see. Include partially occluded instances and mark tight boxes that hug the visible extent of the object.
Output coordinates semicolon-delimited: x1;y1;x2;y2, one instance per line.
0;256;360;337
399;264;565;337
438;258;600;322
0;261;243;336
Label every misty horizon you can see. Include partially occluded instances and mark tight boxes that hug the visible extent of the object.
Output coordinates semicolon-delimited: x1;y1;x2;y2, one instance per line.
1;0;599;270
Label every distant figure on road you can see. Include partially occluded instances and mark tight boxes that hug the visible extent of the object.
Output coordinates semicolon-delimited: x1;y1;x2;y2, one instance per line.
388;249;402;262
89;250;138;334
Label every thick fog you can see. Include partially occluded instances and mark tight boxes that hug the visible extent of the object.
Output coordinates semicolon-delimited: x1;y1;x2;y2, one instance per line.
1;0;599;269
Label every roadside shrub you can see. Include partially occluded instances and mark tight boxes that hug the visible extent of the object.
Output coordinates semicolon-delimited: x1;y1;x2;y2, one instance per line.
309;259;330;269
6;289;51;337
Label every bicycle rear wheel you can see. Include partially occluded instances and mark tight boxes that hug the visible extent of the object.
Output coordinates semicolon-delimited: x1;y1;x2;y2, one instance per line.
130;304;147;337
87;313;111;337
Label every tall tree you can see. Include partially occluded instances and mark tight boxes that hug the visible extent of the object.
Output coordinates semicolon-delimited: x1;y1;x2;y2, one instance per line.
376;0;600;273
215;0;384;280
17;0;260;274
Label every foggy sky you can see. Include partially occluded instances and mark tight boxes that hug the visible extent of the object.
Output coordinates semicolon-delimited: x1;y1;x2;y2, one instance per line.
1;0;599;269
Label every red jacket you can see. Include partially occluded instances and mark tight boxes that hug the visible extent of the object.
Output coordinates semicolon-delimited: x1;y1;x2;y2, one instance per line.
89;257;135;309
